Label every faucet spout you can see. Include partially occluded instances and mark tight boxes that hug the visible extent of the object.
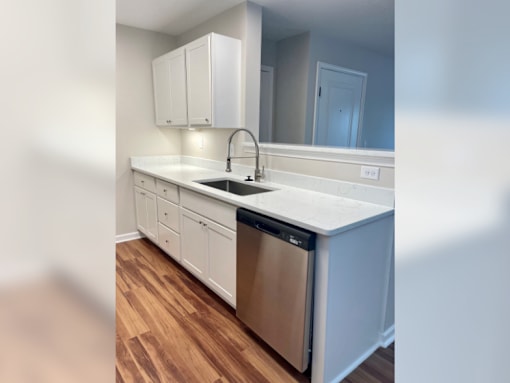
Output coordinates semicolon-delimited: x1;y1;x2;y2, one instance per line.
226;128;262;181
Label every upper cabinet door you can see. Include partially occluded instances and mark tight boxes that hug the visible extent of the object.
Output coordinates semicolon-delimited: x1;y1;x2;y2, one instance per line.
186;36;212;126
152;48;188;126
152;33;241;129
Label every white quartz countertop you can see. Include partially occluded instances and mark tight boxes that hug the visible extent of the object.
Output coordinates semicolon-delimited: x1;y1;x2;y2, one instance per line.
131;162;394;236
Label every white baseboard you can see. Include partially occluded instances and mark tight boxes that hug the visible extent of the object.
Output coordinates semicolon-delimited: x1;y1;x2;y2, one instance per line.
116;231;144;243
326;328;395;383
328;343;380;383
380;324;395;347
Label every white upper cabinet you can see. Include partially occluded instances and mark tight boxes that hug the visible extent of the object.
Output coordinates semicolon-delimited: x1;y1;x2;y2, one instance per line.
152;33;241;129
152;48;188;126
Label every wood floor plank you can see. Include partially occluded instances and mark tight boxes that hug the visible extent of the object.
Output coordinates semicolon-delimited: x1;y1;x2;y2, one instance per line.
124;285;222;382
117;239;394;383
116;336;147;383
116;285;149;340
126;336;164;383
138;332;189;383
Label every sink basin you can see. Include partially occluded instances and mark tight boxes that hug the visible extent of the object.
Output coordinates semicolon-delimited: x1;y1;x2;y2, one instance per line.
195;178;275;196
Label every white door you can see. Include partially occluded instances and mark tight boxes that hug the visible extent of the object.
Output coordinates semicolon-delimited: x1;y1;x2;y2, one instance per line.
152;49;187;126
180;208;207;279
207;220;236;307
166;49;188;126
134;187;158;242
313;63;366;147
186;36;212;126
259;65;274;142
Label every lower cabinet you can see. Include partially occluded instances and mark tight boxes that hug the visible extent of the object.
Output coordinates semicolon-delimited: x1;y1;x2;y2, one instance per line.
180;207;236;307
133;171;236;307
134;186;158;243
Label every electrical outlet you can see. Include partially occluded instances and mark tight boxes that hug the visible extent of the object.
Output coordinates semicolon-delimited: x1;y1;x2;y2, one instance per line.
360;166;380;180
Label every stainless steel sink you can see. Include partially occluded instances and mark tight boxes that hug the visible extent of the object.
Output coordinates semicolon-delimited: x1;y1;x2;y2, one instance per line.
195;178;275;196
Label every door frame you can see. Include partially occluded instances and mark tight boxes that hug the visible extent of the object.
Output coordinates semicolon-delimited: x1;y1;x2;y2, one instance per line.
260;65;274;142
312;62;367;147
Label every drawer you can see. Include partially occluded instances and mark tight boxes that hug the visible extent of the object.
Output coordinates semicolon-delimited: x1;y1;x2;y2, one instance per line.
156;179;179;203
134;172;156;193
157;197;180;233
180;188;236;230
158;223;181;262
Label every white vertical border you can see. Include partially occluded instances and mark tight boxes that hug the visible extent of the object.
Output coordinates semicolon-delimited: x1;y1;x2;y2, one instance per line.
260;65;274;142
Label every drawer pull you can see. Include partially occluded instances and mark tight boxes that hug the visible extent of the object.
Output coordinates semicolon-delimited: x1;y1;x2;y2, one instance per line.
163;188;167;192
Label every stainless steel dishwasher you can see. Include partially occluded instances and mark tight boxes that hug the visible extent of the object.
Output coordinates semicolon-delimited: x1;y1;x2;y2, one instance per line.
236;208;315;372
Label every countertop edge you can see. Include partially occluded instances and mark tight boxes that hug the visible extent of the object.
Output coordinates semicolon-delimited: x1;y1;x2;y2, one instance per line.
131;164;394;237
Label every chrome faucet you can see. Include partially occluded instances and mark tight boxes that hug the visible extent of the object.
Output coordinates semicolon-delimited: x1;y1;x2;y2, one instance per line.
226;128;263;182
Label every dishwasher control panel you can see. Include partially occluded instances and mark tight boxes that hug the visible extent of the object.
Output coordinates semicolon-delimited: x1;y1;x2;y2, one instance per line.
236;208;315;250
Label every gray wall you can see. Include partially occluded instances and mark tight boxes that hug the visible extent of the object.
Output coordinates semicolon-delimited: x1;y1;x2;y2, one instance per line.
308;32;394;149
273;32;310;144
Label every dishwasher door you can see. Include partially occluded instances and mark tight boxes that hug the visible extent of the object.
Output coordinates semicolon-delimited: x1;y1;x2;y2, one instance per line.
236;208;315;372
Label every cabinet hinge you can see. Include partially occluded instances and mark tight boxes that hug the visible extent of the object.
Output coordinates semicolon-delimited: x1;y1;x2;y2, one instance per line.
319;86;321;97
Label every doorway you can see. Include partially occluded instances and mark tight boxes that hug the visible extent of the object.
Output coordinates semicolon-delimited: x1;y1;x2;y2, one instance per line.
313;62;367;147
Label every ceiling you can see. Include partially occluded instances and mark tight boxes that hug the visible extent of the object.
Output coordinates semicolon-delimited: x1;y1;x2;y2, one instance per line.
117;0;394;56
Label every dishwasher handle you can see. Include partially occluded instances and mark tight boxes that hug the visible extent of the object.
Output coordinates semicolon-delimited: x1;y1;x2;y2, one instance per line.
255;222;281;236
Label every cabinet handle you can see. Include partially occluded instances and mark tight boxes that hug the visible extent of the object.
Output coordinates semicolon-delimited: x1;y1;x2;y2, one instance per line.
141;180;144;183
141;192;146;196
205;118;209;123
165;239;169;243
164;212;168;216
166;120;172;124
163;188;167;193
199;220;202;224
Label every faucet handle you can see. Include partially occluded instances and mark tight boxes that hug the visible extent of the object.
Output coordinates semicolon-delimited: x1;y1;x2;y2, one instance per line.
245;175;253;182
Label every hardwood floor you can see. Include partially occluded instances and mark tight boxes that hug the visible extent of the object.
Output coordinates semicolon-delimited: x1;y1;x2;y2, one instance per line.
116;238;394;382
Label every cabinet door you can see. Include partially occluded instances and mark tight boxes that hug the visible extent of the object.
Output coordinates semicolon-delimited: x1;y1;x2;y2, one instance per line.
152;49;188;126
180;208;207;280
134;187;158;243
207;220;236;307
186;36;212;126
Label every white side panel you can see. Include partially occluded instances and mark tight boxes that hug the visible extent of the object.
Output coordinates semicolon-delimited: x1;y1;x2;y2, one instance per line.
312;215;394;383
211;33;241;128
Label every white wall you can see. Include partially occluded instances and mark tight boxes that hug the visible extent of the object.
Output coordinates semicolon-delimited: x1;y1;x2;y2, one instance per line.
116;24;181;236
